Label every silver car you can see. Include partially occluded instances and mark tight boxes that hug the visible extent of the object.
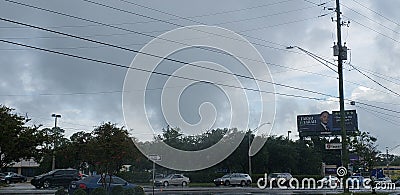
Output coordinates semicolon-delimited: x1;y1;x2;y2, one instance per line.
154;174;190;187
213;173;252;186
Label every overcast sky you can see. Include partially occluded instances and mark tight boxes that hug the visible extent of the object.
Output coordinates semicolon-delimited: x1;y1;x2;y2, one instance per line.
0;0;399;155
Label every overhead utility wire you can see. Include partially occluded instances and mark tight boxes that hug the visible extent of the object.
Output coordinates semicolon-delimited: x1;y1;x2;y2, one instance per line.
2;23;398;117
356;101;400;114
292;46;400;98
0;17;336;100
291;46;338;73
341;3;399;35
4;1;398;111
355;105;400;119
343;15;400;44
1;0;323;61
347;63;400;97
0;38;330;102
3;0;306;64
81;0;317;52
350;0;400;28
355;105;398;126
0;4;315;36
109;0;400;100
352;65;400;85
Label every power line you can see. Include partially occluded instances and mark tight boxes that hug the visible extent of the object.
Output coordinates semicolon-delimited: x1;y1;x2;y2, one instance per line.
0;38;332;102
351;65;400;85
3;0;399;116
341;3;399;35
343;15;400;44
0;17;340;99
2;0;318;52
2;44;398;121
347;63;400;97
356;105;398;127
350;0;400;28
81;0;323;52
355;105;399;119
356;101;400;114
2;37;398;119
3;19;397;110
3;0;310;66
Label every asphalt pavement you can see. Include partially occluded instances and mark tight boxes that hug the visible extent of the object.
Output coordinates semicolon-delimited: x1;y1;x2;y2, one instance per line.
1;182;400;195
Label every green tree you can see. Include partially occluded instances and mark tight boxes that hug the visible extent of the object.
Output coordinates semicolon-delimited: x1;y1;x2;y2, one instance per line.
348;131;380;174
87;122;138;189
0;105;47;170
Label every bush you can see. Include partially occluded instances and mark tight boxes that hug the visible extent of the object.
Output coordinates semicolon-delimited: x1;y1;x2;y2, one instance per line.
90;187;107;195
122;186;144;195
123;188;135;195
55;187;68;195
133;186;145;195
73;189;87;195
110;185;124;195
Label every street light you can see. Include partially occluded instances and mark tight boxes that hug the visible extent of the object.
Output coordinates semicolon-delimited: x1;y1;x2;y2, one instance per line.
286;46;338;73
287;130;292;140
51;113;61;170
248;122;271;178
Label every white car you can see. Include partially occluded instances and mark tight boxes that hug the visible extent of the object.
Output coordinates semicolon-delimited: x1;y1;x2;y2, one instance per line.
213;173;252;186
376;177;392;183
154;174;190;187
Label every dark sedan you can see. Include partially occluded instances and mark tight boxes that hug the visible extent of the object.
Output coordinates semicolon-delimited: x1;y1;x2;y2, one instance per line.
68;175;139;194
3;172;27;184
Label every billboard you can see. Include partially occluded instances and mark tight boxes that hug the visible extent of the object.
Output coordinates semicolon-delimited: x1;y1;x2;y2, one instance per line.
297;110;358;137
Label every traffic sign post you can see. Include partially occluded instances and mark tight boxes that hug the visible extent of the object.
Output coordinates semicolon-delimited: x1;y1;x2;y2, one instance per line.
148;154;161;195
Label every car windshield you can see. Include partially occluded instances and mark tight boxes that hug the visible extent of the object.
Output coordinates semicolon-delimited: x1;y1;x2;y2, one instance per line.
165;174;174;179
222;174;231;178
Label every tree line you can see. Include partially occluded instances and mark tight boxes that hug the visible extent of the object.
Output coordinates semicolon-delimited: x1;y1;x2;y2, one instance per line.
1;104;396;181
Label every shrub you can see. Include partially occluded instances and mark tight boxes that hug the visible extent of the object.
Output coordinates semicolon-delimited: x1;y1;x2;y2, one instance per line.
110;185;124;195
55;187;68;195
123;188;135;195
90;187;107;195
73;189;87;195
134;186;145;195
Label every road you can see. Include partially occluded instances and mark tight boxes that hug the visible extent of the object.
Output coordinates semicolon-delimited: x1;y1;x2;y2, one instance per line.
1;182;399;194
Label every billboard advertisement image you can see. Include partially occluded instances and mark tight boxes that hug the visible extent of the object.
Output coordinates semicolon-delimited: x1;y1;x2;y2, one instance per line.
297;110;358;137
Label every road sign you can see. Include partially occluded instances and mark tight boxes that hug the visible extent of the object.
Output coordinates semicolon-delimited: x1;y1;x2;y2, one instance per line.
325;143;342;150
148;154;161;161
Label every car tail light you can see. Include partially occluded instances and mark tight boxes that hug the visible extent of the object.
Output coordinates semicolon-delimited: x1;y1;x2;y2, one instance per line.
79;183;87;189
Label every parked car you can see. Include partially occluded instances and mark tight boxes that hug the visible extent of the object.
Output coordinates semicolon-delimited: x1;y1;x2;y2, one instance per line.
31;169;80;189
267;173;293;187
3;172;27;184
68;175;140;194
149;173;164;183
318;175;340;187
154;174;190;187
0;173;6;183
213;173;252;187
376;177;392;183
395;179;400;187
